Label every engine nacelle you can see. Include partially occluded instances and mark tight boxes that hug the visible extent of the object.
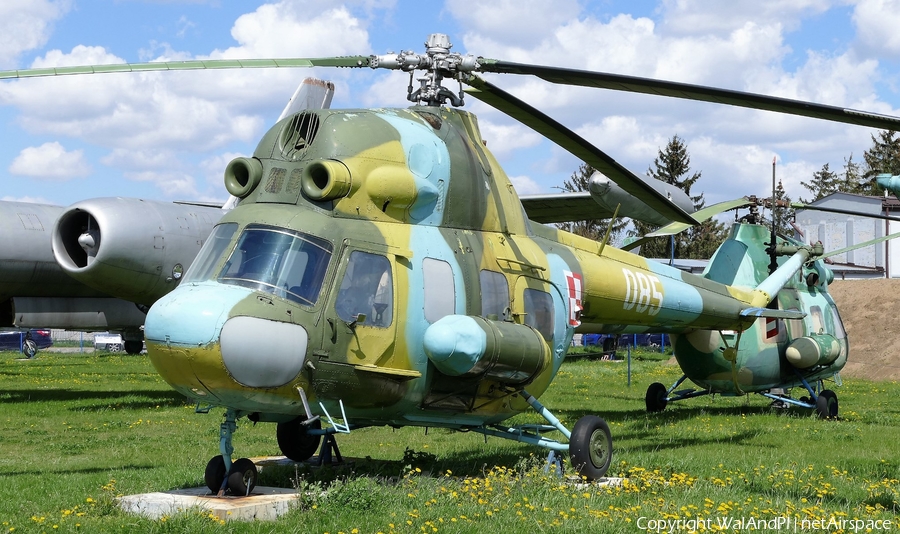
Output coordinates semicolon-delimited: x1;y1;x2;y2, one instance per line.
423;315;550;385
52;198;226;305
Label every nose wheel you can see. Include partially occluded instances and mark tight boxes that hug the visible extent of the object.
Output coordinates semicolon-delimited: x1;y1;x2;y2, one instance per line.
204;455;259;496
204;409;259;496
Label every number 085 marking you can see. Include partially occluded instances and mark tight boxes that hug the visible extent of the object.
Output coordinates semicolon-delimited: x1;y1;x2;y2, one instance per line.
622;268;662;315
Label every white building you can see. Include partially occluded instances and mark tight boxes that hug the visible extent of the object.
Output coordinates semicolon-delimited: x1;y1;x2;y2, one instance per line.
793;192;900;279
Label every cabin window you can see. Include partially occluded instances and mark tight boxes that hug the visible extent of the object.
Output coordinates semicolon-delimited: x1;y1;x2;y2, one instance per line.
335;251;393;327
183;223;238;282
217;225;332;306
523;288;554;340
423;258;455;323
809;305;825;335
480;270;509;320
830;305;846;339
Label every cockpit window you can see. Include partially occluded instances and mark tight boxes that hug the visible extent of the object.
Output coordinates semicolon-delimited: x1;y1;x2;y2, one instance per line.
217;225;332;306
182;223;238;283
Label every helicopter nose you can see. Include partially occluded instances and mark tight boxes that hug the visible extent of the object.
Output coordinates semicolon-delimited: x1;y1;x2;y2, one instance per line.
146;282;247;347
145;282;310;396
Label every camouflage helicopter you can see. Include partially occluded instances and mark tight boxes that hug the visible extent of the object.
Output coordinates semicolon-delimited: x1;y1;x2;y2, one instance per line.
626;195;900;418
8;33;900;495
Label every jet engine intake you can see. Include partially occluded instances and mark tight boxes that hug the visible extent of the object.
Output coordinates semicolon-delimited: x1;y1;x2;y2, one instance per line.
52;198;225;305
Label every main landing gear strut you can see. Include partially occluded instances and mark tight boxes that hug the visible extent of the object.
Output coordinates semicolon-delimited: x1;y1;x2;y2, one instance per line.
471;389;613;480
203;392;613;493
645;373;839;419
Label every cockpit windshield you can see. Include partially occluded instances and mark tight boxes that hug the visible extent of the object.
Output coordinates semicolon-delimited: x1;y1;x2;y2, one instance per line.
216;225;332;306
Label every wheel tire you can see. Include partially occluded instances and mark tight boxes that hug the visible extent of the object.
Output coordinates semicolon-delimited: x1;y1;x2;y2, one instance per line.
569;415;613;480
816;390;838;419
124;340;143;355
645;382;668;412
22;339;37;359
277;417;322;462
204;455;227;493
107;343;121;353
227;458;258;496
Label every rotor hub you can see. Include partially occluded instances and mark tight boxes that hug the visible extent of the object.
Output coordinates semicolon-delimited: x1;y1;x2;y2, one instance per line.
369;33;481;107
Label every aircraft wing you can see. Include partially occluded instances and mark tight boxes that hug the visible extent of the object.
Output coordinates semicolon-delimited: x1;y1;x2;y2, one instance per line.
521;172;696;225
520;192;611;223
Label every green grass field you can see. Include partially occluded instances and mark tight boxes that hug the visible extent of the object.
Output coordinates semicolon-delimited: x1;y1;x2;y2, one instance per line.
0;350;898;533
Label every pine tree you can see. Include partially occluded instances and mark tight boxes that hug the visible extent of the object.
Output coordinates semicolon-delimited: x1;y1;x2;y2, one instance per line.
557;163;627;241
839;154;863;194
799;163;839;203
629;135;726;259
861;130;900;195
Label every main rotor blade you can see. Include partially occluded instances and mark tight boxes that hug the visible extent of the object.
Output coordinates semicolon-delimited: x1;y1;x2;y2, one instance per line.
820;229;900;259
479;60;900;131
464;75;697;226
0;56;370;80
791;202;900;223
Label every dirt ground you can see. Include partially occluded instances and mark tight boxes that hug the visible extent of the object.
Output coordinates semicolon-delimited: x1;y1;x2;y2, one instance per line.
828;278;900;381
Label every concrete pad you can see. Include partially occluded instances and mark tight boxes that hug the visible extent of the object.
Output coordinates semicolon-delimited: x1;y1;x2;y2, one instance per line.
118;486;299;521
117;455;354;521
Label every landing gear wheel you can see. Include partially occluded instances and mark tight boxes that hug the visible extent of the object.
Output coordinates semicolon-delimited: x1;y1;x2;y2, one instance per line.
227;458;258;496
277;417;322;461
204;455;227;493
645;382;668;412
124;340;143;354
816;390;838;419
22;339;37;359
569;415;613;480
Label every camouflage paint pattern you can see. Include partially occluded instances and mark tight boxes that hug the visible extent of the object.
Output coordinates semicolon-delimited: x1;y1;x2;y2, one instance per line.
672;223;846;394
145;106;815;430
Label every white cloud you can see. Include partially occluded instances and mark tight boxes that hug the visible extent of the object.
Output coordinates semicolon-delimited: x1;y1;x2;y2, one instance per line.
0;0;70;68
447;0;581;47
446;2;899;209
477;120;542;158
8;141;91;179
658;0;831;35
0;195;54;204
0;3;374;199
125;170;200;199
852;0;900;56
201;152;245;192
509;175;544;195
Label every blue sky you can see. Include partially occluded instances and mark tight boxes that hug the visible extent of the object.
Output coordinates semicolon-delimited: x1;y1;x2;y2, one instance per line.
1;0;899;208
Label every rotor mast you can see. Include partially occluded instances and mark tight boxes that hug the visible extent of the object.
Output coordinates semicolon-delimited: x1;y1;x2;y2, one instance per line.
369;33;480;107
